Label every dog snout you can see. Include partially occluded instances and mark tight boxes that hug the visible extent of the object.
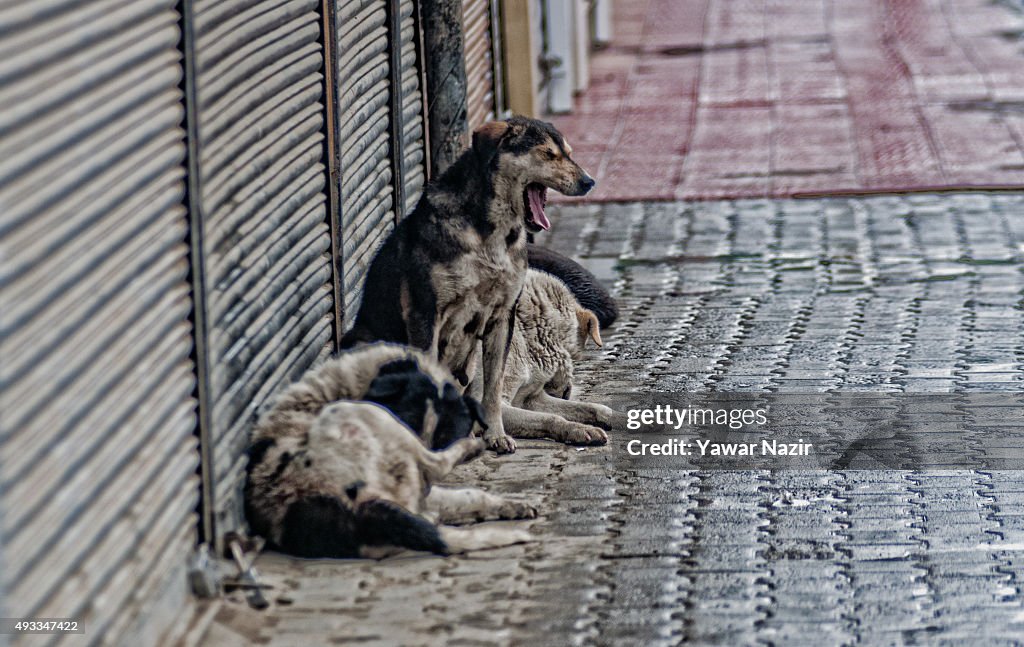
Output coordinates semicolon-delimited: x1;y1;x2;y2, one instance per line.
574;173;596;196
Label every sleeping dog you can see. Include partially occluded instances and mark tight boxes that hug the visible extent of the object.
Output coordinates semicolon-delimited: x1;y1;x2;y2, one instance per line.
526;244;618;329
341;116;596;454
245;344;536;559
503;269;620;445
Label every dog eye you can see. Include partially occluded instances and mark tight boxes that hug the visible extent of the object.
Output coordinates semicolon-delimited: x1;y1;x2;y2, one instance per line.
544;150;558;160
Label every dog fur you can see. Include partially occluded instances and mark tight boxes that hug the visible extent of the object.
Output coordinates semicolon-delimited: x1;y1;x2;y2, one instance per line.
502;270;620;445
245;344;536;559
526;244;618;329
340;116;596;455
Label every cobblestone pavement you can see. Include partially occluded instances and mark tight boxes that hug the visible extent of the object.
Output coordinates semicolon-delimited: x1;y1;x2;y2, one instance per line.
208;193;1024;646
550;0;1024;201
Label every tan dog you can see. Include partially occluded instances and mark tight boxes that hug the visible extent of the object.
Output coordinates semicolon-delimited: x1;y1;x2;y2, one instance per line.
501;270;620;445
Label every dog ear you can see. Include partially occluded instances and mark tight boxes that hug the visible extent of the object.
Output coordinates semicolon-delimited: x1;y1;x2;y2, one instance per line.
462;394;489;431
365;359;423;401
364;372;407;401
365;365;437;440
576;308;603;348
376;358;420;376
472;120;510;163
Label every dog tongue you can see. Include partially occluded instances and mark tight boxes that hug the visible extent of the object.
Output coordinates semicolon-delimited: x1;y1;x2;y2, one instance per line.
527;185;550;230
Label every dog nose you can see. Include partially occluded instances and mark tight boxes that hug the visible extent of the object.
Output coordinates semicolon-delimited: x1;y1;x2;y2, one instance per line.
577;174;596;194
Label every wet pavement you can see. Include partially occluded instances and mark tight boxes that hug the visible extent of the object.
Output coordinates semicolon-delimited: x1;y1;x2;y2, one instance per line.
550;0;1024;201
208;193;1024;646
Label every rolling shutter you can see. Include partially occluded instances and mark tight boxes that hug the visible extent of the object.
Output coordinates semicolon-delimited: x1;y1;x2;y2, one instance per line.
463;0;499;128
192;0;335;536
337;0;395;322
0;0;199;642
398;0;427;214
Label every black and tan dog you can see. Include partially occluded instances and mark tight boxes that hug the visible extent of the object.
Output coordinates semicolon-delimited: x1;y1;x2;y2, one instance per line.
341;116;595;453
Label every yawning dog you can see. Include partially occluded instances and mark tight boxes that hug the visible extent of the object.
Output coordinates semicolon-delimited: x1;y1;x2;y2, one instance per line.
245;344;536;558
341;116;596;454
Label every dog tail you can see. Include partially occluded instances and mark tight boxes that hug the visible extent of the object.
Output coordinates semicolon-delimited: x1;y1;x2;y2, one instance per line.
527;244;618;328
277;494;448;558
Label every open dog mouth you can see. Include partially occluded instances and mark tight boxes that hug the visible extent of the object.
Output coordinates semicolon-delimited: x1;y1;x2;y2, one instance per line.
523;183;549;232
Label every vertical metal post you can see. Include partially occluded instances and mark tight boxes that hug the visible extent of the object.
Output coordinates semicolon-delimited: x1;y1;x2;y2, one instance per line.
178;0;216;548
386;0;406;221
320;0;345;339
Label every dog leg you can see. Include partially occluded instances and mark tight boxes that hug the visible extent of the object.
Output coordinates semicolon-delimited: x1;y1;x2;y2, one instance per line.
416;437;485;482
402;280;440;354
528;392;625;431
438;523;533;553
502;403;608;445
480;314;517;453
426;486;538;524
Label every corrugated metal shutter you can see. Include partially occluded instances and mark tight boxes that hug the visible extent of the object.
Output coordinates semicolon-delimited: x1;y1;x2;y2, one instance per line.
463;0;497;128
0;0;199;642
398;0;426;214
337;0;395;322
192;0;335;536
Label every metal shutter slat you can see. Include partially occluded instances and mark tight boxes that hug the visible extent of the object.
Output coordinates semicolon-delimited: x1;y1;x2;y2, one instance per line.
0;11;179;137
201;49;322;175
3;169;185;386
4;243;190;498
199;12;319;116
0;0;198;640
102;489;198;643
213;294;333;499
204;108;324;229
337;0;394;322
398;1;425;212
209;217;330;400
462;0;495;128
208;175;326;314
1;82;183;229
12;382;195;620
194;0;334;536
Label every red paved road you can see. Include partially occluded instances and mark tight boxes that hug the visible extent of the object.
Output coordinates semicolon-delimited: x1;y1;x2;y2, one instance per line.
551;0;1024;201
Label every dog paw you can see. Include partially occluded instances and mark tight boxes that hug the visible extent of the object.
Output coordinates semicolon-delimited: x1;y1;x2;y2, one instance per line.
496;499;538;520
503;527;535;546
485;432;517;454
562;424;608;446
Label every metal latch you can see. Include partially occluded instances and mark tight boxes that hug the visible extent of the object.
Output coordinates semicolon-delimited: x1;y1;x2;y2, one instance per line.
223;532;270;610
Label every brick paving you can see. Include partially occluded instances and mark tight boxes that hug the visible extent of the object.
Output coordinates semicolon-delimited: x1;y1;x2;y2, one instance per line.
208;193;1024;645
550;0;1024;201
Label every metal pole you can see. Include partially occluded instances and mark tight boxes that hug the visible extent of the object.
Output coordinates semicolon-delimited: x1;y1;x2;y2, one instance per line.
320;0;345;338
421;0;469;174
177;0;216;549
